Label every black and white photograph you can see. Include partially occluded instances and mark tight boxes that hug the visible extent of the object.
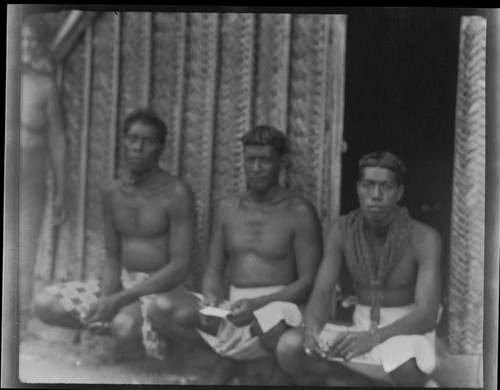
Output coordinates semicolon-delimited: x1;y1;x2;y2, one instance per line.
3;5;499;388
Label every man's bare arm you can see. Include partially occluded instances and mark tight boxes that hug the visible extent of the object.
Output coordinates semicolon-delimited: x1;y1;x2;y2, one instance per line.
201;199;230;305
114;181;196;306
305;220;344;333
100;186;123;297
375;226;442;342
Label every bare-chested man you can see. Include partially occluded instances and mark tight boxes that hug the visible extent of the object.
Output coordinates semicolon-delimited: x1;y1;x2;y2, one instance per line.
33;110;196;360
149;125;323;384
277;151;442;387
19;15;66;327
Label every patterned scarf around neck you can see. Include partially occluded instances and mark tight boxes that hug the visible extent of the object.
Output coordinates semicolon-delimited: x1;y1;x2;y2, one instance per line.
344;206;411;331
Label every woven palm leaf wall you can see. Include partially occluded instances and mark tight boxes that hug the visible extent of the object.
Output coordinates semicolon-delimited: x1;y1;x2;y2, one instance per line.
448;16;486;354
41;11;346;290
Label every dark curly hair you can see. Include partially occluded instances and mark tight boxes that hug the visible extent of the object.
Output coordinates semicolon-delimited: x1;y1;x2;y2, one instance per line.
123;109;167;144
358;151;406;185
241;125;290;157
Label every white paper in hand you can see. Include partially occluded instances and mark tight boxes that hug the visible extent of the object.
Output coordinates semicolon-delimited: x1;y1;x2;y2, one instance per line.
199;306;231;318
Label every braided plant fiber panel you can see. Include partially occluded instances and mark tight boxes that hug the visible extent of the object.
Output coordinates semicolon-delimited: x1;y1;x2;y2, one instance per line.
47;11;347;294
116;12;152;178
254;14;291;132
212;13;255;205
287;14;330;212
180;13;219;287
448;16;486;355
83;13;116;278
151;12;186;176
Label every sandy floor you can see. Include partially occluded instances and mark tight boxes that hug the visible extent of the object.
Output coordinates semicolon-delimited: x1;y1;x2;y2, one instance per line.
18;318;208;385
17;317;485;387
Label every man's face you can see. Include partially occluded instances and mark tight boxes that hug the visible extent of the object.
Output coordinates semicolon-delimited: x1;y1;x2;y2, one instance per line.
21;26;41;65
124;122;164;173
243;145;282;192
357;166;404;225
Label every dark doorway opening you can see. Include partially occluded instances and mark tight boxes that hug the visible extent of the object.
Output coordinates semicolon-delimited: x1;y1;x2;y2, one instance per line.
340;8;483;337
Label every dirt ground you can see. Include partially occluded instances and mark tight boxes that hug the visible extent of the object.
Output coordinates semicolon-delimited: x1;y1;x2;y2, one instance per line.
18;318;211;386
17;317;485;388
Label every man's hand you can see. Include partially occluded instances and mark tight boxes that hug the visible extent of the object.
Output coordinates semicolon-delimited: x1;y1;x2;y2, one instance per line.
303;326;328;358
227;298;259;327
82;295;121;325
326;330;380;361
198;295;223;332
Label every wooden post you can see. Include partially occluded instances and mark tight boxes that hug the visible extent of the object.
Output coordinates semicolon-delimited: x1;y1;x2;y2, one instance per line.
76;26;94;280
484;9;500;390
448;15;486;355
3;5;22;387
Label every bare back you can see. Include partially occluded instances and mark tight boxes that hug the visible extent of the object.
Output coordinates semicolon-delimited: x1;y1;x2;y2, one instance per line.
21;70;53;148
221;192;309;287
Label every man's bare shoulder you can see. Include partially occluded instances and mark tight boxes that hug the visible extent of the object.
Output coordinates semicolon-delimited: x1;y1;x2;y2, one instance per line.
216;195;241;213
163;174;195;205
409;218;441;241
284;193;319;217
100;178;121;197
409;218;442;257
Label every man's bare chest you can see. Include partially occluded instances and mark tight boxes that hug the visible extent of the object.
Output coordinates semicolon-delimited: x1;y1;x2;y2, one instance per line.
225;209;294;250
347;243;417;289
111;193;170;236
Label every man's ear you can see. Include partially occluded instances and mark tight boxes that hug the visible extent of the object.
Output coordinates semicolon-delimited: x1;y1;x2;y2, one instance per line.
280;154;291;169
397;184;405;202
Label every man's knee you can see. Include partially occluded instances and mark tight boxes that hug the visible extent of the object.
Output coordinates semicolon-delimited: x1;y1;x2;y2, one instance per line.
149;294;178;326
389;358;429;387
254;320;287;353
111;312;141;342
32;290;64;325
276;328;305;372
149;292;198;329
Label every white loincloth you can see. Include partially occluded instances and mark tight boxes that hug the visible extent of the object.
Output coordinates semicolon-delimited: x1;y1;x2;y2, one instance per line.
120;270;167;360
319;304;439;379
196;285;303;361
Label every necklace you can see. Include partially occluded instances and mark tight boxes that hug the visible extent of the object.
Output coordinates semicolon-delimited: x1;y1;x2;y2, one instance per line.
120;167;160;195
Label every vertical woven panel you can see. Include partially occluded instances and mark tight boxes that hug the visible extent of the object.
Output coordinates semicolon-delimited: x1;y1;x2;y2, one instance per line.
448;16;486;354
212;13;255;204
108;12;122;180
84;13;116;278
117;12;151;176
254;14;291;131
151;12;186;175
51;11;347;291
287;14;329;210
181;13;218;288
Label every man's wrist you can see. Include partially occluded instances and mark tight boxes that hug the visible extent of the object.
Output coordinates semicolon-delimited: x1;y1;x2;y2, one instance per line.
370;329;383;348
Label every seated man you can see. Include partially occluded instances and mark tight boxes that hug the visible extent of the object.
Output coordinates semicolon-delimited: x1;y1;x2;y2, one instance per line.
33;110;196;360
149;125;323;384
277;151;442;387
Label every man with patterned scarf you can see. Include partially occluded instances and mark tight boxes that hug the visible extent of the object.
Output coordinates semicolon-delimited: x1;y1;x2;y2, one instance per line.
277;151;442;387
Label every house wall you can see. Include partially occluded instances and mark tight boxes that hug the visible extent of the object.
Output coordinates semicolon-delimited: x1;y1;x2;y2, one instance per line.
36;11;346;290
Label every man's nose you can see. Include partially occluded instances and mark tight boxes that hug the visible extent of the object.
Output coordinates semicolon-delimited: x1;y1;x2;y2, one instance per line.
372;184;382;198
251;159;262;171
131;139;145;150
